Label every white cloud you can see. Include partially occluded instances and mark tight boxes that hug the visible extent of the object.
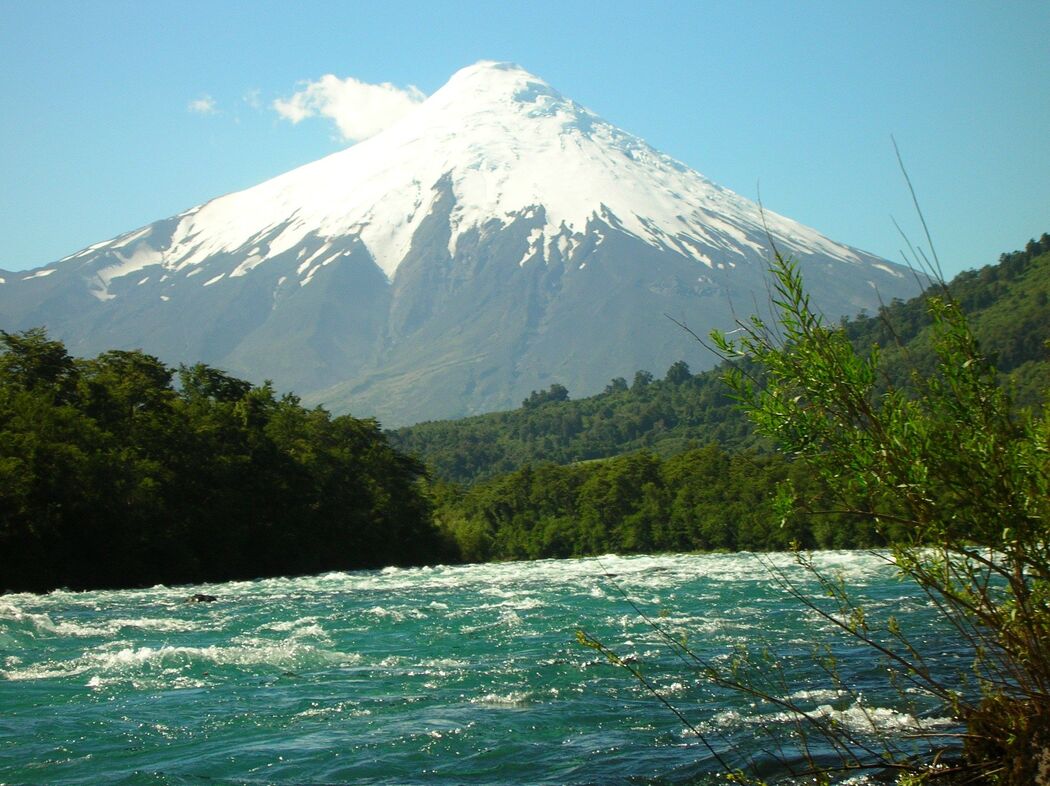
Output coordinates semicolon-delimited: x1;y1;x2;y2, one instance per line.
243;88;262;110
273;74;425;143
188;95;218;115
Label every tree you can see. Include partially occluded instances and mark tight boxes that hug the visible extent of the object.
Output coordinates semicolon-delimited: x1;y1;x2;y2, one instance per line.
705;253;1050;783
522;383;570;409
664;360;692;385
178;362;253;403
0;328;78;402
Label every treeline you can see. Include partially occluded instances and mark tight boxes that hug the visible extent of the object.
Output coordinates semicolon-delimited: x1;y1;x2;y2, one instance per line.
429;444;886;563
392;235;1050;484
4;236;1046;592
843;232;1050;407
0;330;450;593
390;362;762;485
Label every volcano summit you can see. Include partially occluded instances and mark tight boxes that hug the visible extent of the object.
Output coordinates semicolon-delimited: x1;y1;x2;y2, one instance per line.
0;62;919;425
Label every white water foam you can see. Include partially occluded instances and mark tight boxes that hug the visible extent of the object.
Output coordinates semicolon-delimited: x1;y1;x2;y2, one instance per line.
2;639;360;684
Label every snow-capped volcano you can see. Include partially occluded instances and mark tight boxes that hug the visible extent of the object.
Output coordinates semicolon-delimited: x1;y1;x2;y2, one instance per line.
70;61;866;288
0;62;919;425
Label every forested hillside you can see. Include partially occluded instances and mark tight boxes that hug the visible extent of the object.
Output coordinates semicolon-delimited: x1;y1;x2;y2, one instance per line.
421;234;1049;563
429;444;884;563
843;235;1050;407
393;235;1050;484
391;364;760;485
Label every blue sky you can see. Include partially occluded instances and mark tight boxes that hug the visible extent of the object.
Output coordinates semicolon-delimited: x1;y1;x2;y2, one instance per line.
1;1;1047;278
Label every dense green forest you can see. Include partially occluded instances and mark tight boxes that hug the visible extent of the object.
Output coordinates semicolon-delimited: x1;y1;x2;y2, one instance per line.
0;331;451;593
391;363;760;486
392;234;1050;484
428;444;884;563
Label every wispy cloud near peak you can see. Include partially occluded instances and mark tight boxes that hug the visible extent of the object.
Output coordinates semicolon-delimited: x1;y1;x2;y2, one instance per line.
273;74;425;143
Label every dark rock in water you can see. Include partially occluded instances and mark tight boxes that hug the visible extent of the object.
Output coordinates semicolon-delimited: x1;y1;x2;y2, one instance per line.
186;593;217;603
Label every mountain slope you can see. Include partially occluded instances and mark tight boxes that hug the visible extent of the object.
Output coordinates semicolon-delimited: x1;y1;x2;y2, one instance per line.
0;62;920;426
392;236;1050;484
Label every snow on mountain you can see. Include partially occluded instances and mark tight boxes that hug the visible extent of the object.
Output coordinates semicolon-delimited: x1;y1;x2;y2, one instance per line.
1;61;920;426
63;61;879;293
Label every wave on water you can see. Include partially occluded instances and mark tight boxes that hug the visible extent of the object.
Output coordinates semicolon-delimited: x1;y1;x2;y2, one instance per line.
707;700;955;736
0;601;204;639
0;551;957;785
2;637;360;686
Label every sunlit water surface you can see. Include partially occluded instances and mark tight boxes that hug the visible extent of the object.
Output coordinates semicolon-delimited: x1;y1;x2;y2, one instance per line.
0;552;963;784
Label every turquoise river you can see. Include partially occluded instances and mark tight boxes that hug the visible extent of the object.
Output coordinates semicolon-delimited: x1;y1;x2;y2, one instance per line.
1;552;965;785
